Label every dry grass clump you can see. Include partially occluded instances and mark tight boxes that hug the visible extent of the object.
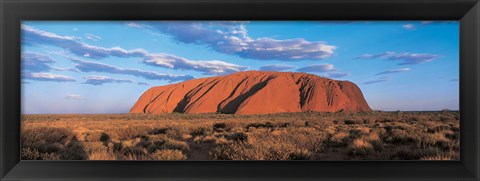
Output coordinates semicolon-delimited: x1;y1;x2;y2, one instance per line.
21;148;60;160
21;111;459;160
349;138;374;155
152;149;187;160
330;132;349;146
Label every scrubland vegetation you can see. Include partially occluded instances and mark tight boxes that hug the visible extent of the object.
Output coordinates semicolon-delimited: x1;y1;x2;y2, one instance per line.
21;111;459;160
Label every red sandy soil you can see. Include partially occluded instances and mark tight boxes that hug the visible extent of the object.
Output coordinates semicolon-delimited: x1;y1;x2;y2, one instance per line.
130;71;371;115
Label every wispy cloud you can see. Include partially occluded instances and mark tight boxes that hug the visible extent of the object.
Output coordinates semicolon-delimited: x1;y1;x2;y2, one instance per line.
402;24;415;30
23;72;76;82
84;33;102;41
364;77;389;85
82;75;132;85
126;22;143;28
137;82;151;86
22;52;56;72
144;54;248;75
258;64;296;71
325;72;351;78
65;94;86;100
376;68;411;75
297;63;336;73
357;51;439;65
134;21;336;61
420;21;434;25
71;58;193;82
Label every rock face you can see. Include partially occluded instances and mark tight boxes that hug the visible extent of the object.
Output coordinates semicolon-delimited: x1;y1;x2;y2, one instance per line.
130;71;372;115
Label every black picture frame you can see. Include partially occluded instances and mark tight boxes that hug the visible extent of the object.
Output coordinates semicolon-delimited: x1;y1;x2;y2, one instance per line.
1;0;479;180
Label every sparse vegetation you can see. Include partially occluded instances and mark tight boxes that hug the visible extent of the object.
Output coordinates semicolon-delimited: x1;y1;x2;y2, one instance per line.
21;111;460;160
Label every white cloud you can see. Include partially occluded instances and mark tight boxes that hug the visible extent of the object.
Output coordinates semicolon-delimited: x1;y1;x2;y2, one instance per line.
297;63;336;72
84;33;102;41
82;75;132;85
358;51;439;65
144;54;248;75
258;64;296;71
137;82;151;86
65;94;86;100
24;72;76;82
325;72;351;78
126;22;143;28
376;68;411;75
402;24;415;30
70;57;194;82
364;77;389;85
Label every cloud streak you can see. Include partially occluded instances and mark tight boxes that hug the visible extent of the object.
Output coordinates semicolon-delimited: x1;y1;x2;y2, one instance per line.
22;52;56;72
137;21;336;61
65;94;86;100
82;75;132;85
84;33;102;41
258;64;296;71
144;54;248;75
325;72;351;78
376;68;411;75
297;64;336;73
71;58;194;82
402;24;415;30
23;72;76;82
357;51;439;65
364;77;389;85
137;82;151;86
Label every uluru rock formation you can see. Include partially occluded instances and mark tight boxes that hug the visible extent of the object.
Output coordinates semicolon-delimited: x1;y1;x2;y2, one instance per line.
130;71;372;115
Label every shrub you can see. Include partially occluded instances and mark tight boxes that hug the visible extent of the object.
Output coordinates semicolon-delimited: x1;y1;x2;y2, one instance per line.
349;139;374;156
191;127;208;137
227;132;248;142
215;137;231;145
113;126;148;140
136;136;151;148
428;125;451;133
364;132;383;151
213;123;227;131
162;140;190;153
21;127;73;145
146;140;166;153
21;148;60;160
330;132;349;146
152;149;187;160
344;120;356;125
100;133;110;142
58;143;87;160
112;142;123;152
123;146;146;156
394;147;443;160
148;128;169;135
288;148;312;160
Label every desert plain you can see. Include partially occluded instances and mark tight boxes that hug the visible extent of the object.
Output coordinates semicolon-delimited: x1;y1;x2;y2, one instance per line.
21;111;459;160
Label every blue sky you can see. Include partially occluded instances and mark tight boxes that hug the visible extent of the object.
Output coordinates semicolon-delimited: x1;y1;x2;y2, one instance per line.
21;21;459;114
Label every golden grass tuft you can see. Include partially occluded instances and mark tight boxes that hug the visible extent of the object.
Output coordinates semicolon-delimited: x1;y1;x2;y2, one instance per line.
152;149;187;160
349;138;374;155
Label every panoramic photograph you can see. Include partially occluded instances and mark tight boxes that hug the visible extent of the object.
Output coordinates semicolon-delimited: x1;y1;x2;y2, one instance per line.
21;21;459;160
